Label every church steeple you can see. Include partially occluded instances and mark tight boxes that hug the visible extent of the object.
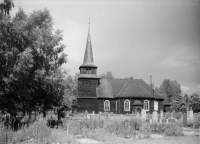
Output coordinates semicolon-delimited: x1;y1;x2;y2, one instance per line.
79;19;99;79
80;18;97;68
82;24;95;67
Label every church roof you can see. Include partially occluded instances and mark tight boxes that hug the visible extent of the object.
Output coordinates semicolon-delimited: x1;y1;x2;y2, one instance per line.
80;29;97;68
96;77;164;99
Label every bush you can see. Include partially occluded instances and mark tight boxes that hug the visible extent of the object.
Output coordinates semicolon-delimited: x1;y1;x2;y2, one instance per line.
187;119;194;127
0;122;14;144
165;122;183;136
14;118;52;143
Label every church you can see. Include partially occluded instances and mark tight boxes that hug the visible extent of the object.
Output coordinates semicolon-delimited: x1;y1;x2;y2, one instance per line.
75;27;164;114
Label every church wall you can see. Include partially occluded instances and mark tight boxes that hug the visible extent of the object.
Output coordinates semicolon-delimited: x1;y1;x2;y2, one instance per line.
77;98;99;113
78;79;99;98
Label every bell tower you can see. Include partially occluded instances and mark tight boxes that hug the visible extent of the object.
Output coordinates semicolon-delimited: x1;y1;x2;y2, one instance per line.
78;19;100;99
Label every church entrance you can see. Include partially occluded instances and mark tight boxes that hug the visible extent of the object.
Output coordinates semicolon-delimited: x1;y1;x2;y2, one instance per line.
135;106;142;114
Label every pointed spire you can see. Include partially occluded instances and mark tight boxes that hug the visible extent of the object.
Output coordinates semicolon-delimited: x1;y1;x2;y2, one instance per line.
82;18;96;67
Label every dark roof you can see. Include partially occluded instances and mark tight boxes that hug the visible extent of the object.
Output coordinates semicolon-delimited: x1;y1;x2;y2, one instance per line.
80;29;97;67
132;100;143;105
96;77;164;99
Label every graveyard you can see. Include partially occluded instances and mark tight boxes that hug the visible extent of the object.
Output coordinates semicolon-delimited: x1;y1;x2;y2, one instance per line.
1;109;200;144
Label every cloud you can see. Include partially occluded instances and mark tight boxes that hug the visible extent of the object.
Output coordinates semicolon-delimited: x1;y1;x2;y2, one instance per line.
197;85;200;89
181;85;189;92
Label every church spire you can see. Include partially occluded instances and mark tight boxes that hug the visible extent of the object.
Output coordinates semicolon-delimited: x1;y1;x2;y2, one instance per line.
81;18;96;67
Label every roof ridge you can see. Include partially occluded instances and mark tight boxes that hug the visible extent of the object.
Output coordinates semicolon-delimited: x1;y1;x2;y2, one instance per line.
117;77;132;97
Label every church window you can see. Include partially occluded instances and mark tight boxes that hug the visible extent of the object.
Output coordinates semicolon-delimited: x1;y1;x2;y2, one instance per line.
144;100;149;111
104;100;110;111
154;100;158;111
124;99;130;111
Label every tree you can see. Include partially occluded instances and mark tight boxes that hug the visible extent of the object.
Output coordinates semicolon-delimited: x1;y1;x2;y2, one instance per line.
158;79;186;112
189;93;200;113
100;71;114;79
0;4;68;118
184;93;190;110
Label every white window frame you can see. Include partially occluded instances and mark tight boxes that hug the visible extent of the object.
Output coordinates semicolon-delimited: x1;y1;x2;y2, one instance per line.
104;100;110;111
154;100;158;111
144;100;149;111
124;99;130;111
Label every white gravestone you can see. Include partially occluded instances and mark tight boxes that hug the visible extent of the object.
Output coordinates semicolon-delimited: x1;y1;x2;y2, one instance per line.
152;111;158;123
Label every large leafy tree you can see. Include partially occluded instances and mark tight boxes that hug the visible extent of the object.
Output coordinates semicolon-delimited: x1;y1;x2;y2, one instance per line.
158;79;186;112
189;93;200;113
0;1;68;117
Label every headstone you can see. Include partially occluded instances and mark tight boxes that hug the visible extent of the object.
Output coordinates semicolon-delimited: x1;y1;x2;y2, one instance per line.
188;110;194;120
67;122;80;135
86;114;90;119
172;110;176;118
166;119;169;124
92;111;95;115
152;111;158;123
183;113;187;127
159;119;162;123
193;113;199;129
136;113;140;119
98;112;101;119
160;110;164;119
150;119;153;124
141;109;146;121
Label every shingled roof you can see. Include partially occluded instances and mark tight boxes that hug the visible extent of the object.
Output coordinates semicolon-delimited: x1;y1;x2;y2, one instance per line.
80;28;97;68
96;77;164;99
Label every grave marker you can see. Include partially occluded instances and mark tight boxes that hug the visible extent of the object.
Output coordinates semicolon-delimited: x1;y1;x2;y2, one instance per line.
160;110;163;119
67;122;80;135
183;113;187;127
152;111;158;123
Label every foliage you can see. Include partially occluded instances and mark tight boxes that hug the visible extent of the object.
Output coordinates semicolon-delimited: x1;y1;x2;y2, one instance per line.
158;79;186;112
189;93;200;113
164;122;184;137
0;0;68;118
100;71;114;79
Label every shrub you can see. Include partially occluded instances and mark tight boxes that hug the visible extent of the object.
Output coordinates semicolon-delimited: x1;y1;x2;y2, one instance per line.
0;122;14;144
165;122;184;136
187;119;194;127
14;118;52;143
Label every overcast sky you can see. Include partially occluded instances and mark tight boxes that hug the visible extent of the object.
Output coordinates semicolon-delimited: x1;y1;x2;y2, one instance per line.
11;0;200;95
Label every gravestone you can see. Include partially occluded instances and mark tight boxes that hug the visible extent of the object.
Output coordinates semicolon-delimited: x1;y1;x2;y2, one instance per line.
86;114;90;119
124;120;130;139
159;119;162;123
160;110;164;119
98;112;101;119
141;109;146;121
193;113;199;129
172;110;176;119
67;122;80;135
183;113;187;127
166;119;169;124
188;108;194;120
152;111;158;123
136;113;140;119
150;119;153;124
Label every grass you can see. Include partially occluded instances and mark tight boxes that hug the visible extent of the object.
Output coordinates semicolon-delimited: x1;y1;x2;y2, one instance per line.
0;112;199;144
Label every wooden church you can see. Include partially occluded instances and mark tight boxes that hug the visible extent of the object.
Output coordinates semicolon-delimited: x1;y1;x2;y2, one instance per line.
75;27;164;114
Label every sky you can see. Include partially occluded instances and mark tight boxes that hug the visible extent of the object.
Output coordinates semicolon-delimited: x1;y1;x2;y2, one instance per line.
10;0;200;95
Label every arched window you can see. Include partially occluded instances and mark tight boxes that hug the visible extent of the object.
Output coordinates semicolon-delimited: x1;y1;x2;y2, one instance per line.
154;100;158;111
104;100;110;111
124;99;130;111
144;100;149;111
